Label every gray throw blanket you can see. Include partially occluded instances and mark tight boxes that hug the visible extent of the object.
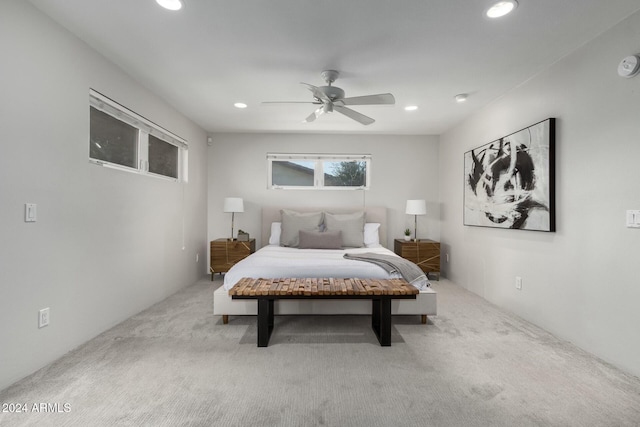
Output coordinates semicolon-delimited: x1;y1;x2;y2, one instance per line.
343;252;430;290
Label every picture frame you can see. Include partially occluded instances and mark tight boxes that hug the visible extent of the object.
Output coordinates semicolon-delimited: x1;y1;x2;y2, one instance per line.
463;118;556;232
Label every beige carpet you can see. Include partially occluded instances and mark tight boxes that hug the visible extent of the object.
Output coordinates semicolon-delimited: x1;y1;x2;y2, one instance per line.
1;277;640;426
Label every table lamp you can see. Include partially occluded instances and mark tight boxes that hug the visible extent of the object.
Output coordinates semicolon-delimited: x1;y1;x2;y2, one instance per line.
405;199;426;241
223;197;244;240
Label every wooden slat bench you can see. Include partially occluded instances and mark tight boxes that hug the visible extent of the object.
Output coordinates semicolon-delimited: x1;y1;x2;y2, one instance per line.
229;277;419;347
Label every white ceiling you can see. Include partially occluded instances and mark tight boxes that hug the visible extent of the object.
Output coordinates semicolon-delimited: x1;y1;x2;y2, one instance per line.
29;0;640;135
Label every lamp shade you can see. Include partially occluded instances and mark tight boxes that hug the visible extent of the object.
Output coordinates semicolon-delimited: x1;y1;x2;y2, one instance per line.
223;197;244;213
406;199;427;215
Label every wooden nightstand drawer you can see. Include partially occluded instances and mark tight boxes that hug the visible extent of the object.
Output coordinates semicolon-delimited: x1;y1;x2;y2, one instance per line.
210;238;255;277
394;239;440;277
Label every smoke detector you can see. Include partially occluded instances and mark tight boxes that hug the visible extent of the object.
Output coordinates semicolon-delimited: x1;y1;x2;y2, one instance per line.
618;55;640;78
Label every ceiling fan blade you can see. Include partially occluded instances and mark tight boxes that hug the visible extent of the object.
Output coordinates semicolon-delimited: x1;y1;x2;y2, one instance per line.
301;82;331;104
261;101;319;105
304;107;323;123
334;105;375;125
340;93;395;106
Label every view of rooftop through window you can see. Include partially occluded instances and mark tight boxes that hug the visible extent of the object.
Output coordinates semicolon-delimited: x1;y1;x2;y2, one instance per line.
272;159;367;188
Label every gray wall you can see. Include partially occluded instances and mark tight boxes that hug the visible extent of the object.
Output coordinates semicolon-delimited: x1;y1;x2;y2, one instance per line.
0;1;208;390
439;10;640;376
208;133;440;250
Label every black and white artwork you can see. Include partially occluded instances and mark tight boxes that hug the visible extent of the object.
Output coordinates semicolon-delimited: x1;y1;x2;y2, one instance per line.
464;118;555;232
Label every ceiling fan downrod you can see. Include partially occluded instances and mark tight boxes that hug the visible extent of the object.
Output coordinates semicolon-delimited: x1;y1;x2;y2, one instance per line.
320;69;339;85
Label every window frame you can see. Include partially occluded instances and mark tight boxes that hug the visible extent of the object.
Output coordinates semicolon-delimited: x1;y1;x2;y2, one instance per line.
89;89;188;182
267;153;371;190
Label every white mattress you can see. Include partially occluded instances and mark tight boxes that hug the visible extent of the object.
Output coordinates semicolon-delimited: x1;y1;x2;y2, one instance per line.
214;245;437;317
223;245;421;290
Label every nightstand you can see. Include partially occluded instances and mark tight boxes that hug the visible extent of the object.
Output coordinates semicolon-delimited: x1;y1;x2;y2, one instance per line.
210;238;256;280
394;239;440;280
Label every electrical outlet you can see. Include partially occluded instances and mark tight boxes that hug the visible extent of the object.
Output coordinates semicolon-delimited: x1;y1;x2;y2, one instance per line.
38;308;50;328
515;276;522;290
446;253;450;263
196;253;199;263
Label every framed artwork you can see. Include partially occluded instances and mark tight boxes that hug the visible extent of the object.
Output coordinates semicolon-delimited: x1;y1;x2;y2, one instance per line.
464;118;555;232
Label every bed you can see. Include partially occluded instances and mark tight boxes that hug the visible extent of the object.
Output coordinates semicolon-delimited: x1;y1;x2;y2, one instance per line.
212;206;437;323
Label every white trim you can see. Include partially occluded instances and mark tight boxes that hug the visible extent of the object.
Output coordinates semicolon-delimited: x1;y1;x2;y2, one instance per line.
267;153;369;161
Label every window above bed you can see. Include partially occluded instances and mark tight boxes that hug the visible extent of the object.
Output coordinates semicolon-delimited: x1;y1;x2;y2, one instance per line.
267;153;371;190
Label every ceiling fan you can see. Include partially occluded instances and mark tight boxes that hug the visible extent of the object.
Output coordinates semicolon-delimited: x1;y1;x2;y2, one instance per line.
263;70;395;125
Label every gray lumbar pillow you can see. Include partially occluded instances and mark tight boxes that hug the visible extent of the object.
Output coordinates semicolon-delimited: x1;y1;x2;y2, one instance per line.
280;209;324;247
324;211;365;248
298;230;343;249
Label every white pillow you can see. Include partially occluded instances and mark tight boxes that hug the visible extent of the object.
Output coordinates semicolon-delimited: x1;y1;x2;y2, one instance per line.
364;223;381;247
268;222;281;245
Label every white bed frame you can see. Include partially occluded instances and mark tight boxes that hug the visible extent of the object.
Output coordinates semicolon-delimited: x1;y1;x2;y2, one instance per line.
213;206;437;322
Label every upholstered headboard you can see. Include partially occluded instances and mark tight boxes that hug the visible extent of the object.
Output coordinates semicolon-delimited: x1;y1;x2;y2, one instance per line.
261;206;387;249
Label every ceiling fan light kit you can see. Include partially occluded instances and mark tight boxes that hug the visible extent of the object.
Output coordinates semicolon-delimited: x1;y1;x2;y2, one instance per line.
156;0;184;11
264;70;395;126
486;0;518;18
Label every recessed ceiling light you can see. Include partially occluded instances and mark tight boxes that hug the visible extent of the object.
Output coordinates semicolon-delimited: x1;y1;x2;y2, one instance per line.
486;0;517;18
234;102;248;109
404;105;418;111
156;0;184;11
455;94;468;103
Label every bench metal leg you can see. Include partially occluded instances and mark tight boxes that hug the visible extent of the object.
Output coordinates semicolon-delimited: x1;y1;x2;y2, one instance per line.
257;298;274;347
371;298;392;346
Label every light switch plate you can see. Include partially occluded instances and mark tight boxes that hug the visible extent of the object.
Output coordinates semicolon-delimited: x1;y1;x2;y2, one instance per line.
25;203;37;222
627;210;640;228
39;308;50;328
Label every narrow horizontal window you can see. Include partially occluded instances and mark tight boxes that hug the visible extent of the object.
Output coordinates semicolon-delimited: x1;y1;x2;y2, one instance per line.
267;153;371;190
89;89;188;182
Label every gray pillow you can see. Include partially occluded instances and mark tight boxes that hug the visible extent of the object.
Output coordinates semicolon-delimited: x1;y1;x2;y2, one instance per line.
298;230;343;249
324;211;365;248
280;209;324;247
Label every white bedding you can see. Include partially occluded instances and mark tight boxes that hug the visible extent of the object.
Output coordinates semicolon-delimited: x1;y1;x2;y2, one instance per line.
223;245;410;291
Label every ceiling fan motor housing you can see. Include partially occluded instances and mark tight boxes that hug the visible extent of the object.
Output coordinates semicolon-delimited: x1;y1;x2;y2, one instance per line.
319;85;345;101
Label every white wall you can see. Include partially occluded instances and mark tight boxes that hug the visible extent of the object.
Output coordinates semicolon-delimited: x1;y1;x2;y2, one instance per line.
439;10;640;376
0;1;208;390
208;133;439;249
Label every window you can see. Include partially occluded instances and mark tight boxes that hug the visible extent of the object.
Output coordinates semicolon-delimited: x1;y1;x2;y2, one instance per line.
149;135;179;179
89;107;138;169
267;153;371;190
89;89;187;181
